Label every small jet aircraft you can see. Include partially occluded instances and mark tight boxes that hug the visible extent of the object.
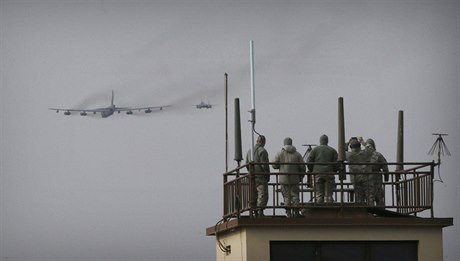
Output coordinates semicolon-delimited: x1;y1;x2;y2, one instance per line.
195;100;213;109
49;91;171;118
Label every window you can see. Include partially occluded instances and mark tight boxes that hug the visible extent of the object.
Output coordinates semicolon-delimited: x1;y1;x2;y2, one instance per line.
270;241;418;261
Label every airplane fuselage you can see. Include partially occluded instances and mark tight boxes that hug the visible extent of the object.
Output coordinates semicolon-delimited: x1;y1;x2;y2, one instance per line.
101;105;116;118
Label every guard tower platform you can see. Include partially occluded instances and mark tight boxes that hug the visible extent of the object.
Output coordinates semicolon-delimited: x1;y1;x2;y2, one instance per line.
206;161;453;261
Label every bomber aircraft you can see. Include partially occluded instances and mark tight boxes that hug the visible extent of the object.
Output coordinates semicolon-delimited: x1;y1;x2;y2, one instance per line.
49;91;171;118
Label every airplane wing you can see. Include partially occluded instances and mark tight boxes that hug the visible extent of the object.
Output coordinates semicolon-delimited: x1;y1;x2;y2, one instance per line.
114;105;171;113
48;108;107;115
49;105;171;116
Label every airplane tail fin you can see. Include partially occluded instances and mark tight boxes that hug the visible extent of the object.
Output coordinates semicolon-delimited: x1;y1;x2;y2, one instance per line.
111;90;114;106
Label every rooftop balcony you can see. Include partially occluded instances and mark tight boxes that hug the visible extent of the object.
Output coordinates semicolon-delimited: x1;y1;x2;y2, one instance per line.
222;161;437;219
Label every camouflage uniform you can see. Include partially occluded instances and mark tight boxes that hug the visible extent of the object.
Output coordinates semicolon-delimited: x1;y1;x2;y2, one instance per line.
346;140;372;204
273;137;306;217
364;139;389;206
306;135;338;203
246;136;270;217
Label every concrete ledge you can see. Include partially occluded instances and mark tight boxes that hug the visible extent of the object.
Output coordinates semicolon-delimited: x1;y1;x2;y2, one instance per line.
207;214;453;236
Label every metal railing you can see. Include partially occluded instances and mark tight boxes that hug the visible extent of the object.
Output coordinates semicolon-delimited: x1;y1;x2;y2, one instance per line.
222;161;436;219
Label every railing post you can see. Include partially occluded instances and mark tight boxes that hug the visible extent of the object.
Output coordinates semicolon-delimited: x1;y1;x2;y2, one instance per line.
338;161;345;211
223;173;227;218
235;162;242;218
430;161;435;218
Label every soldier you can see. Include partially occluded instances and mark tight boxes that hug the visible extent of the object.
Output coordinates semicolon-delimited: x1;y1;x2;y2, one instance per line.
364;138;389;206
246;135;270;217
272;137;306;218
306;134;338;204
346;139;372;204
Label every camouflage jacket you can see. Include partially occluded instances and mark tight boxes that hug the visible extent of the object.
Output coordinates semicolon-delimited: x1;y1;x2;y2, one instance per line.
246;144;270;182
367;147;389;173
346;148;372;174
272;145;306;184
306;145;338;173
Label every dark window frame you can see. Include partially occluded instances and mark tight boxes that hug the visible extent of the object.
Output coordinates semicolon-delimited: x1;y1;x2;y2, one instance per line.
270;240;418;261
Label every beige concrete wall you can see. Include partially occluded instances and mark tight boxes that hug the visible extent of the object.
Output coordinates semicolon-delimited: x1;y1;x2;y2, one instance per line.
215;226;443;261
215;229;247;261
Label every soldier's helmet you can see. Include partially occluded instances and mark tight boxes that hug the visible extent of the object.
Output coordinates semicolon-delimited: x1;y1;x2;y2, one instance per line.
320;134;328;145
365;138;376;149
284;137;292;145
257;135;266;144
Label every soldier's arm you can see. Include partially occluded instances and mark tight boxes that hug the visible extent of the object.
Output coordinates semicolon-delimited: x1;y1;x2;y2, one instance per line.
306;150;315;172
380;155;389;172
298;153;307;172
333;150;339;171
380;155;390;180
245;150;251;171
260;150;270;173
272;152;280;169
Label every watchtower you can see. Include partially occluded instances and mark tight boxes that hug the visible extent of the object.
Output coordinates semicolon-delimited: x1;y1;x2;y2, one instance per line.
206;98;453;261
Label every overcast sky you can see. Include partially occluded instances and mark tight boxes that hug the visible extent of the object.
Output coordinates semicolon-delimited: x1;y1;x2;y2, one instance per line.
1;0;459;260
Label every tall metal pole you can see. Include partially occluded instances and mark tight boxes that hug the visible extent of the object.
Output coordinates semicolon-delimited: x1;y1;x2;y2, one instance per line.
338;97;346;209
225;73;229;172
396;111;404;175
395;110;404;208
249;40;256;161
338;97;346;180
234;98;243;164
338;97;346;162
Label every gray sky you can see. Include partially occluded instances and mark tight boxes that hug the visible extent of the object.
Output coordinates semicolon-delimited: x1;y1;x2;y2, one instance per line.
1;0;459;260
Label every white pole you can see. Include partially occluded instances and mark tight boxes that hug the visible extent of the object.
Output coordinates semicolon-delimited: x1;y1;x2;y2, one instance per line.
250;40;255;112
249;40;256;161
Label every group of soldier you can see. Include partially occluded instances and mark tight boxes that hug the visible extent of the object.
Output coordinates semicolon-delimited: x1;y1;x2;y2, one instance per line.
246;134;389;218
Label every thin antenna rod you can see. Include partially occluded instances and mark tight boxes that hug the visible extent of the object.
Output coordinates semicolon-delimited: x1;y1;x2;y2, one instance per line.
225;73;229;172
249;40;256;161
250;40;255;111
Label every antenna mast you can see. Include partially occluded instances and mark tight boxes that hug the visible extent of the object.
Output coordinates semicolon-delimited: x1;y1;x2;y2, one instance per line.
249;40;256;161
225;73;229;172
428;133;451;182
428;133;451;163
